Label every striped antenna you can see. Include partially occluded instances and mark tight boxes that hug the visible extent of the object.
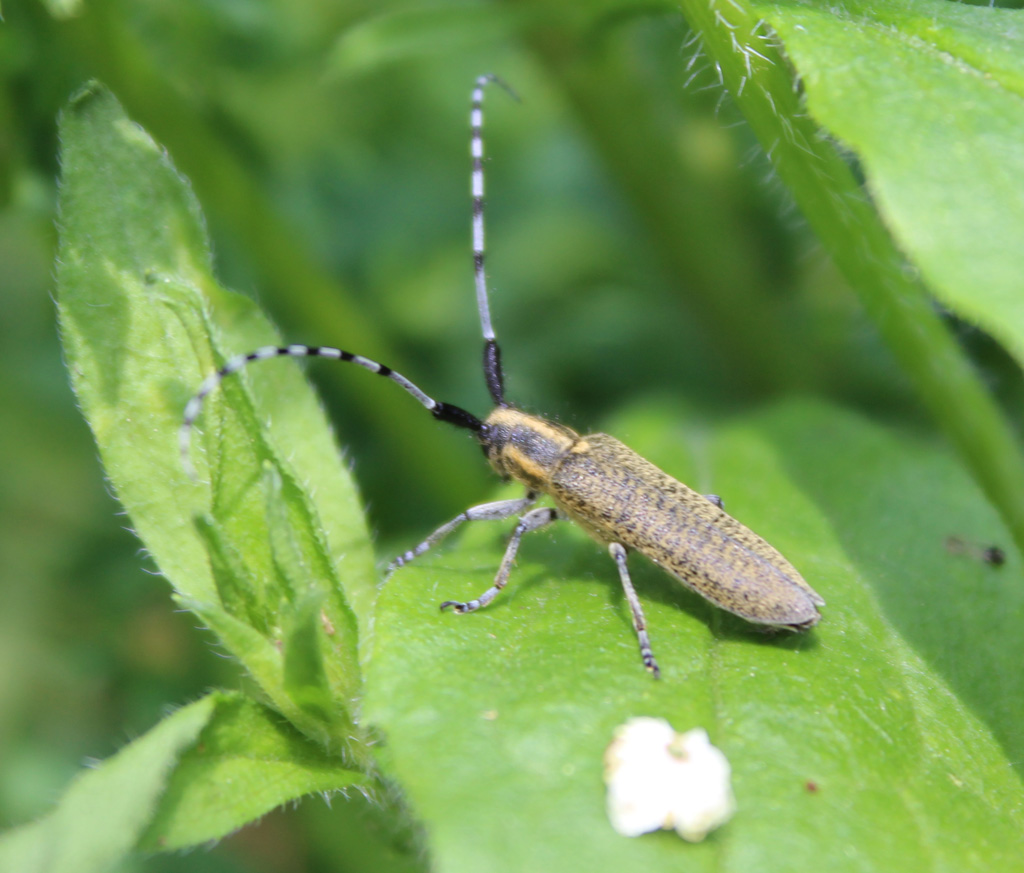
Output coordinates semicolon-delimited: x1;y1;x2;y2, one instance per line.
471;74;518;407
180;345;482;480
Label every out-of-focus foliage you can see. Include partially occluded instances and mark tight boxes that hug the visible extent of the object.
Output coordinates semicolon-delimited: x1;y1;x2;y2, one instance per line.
2;1;1023;871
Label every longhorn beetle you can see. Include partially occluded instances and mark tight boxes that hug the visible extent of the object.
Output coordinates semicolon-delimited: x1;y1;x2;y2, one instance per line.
181;75;824;677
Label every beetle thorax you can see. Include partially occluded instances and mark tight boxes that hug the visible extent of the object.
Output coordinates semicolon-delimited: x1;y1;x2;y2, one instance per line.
481;407;580;490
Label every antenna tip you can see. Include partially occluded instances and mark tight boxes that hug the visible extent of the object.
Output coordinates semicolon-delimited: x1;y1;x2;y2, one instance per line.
476;74;520;103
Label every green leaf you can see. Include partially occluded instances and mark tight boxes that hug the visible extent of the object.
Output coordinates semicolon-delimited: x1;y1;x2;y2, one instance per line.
194;512;270;635
182;598;346;751
753;0;1024;369
140;692;370;852
282;591;335;726
55;82;376;755
364;400;1024;872
0;692;371;867
0;696;215;873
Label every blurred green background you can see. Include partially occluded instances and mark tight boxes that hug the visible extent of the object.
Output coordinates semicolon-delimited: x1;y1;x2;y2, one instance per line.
2;1;1020;871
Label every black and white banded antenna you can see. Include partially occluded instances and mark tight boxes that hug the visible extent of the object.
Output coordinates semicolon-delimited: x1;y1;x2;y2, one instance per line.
179;75;514;480
471;73;518;408
179;345;482;479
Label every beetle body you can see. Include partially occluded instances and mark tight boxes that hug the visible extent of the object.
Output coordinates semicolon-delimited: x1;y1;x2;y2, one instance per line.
483;407;822;630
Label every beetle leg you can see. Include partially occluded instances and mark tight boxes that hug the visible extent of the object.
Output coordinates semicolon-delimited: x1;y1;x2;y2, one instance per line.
441;506;561;613
387;491;538;577
609;542;660;678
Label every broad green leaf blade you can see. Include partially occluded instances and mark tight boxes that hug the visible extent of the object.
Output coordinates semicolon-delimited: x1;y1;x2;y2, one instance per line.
55;83;375;753
140;692;370;851
0;691;371;867
365;400;1024;872
754;0;1024;368
0;696;215;873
